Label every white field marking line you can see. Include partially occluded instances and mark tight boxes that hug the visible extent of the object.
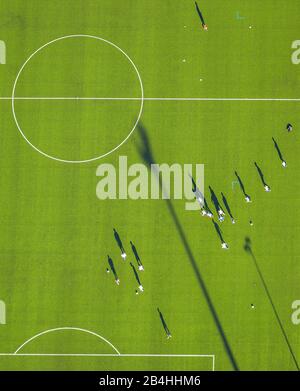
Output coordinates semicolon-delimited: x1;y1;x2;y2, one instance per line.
10;34;144;164
1;97;300;101
13;327;121;355
0;353;214;357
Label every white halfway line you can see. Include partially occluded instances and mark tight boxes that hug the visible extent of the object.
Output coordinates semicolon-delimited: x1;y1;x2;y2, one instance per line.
1;97;300;101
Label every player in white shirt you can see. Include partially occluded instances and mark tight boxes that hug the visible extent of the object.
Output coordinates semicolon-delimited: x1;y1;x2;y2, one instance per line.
201;206;213;218
221;242;229;250
217;208;225;222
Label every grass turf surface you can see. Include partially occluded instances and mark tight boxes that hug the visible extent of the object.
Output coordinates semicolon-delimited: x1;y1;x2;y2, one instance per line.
0;0;300;370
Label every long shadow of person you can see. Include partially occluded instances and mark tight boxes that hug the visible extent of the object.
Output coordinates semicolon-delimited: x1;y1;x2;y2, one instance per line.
212;220;225;243
191;175;197;193
130;262;142;286
244;237;299;370
157;308;172;338
234;171;251;200
272;137;285;164
108;255;118;280
130;241;143;268
221;192;234;220
209;186;223;213
204;197;214;215
189;174;204;207
254;162;270;188
195;1;206;26
113;228;126;254
135;122;239;370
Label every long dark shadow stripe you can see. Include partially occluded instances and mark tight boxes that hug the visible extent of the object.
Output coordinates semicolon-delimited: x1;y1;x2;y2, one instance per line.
136;124;239;371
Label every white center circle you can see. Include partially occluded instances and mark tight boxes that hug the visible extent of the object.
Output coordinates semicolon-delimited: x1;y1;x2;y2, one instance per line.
11;34;144;164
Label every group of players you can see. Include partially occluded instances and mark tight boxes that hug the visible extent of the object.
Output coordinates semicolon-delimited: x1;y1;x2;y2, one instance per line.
106;230;145;294
192;123;293;249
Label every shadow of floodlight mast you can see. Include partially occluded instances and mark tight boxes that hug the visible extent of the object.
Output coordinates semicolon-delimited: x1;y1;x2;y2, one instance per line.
135;123;239;371
244;237;299;371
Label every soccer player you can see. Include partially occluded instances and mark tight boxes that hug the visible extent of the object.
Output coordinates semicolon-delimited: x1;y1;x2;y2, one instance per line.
245;195;252;203
282;160;287;168
191;177;204;209
264;185;271;192
157;308;172;339
130;241;144;271
201;209;207;216
201;205;213;218
139;284;144;292
287;123;293;132
218;215;225;222
106;268;110;274
195;1;208;31
115;278;120;285
231;217;236;224
217;208;225;222
113;228;126;259
218;208;225;216
221;242;229;249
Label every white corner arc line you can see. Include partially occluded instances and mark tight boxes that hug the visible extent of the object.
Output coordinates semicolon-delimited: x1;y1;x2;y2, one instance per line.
13;327;121;355
11;34;144;164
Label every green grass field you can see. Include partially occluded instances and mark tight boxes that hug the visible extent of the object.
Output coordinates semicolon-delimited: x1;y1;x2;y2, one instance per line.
0;0;300;371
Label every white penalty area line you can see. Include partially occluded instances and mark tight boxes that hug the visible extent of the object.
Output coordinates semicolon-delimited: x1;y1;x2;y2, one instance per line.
2;328;215;370
0;97;300;102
